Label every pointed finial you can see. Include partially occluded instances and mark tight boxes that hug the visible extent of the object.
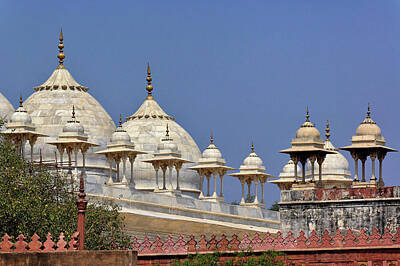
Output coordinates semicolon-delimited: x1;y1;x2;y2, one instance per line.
19;95;23;107
165;124;169;137
210;133;214;144
367;103;371;118
72;105;75;119
325;120;330;140
146;63;153;100
306;107;310;122
119;114;122;126
251;142;255;152
57;28;65;69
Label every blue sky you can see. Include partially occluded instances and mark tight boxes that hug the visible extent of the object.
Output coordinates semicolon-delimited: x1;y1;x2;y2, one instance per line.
0;1;399;205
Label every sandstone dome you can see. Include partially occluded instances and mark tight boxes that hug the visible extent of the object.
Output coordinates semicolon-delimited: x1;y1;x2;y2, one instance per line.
0;93;14;121
22;33;115;172
122;66;201;195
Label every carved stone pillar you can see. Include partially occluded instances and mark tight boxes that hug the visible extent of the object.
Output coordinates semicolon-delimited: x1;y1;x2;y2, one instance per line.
107;154;113;184
174;162;183;191
198;169;204;199
378;151;386;187
212;171;218;198
121;155;128;184
359;154;367;182
219;171;225;198
291;155;299;183
206;173;211;196
253;178;259;204
309;155;317;182
160;164;167;190
299;156;307;184
240;177;246;205
129;155;137;187
317;154;325;187
370;152;377;181
351;152;359;182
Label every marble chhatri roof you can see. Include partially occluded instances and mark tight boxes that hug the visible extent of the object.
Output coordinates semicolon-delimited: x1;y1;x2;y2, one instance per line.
33;68;89;92
126;99;174;121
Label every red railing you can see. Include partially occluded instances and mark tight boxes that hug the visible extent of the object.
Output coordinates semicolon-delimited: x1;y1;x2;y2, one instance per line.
133;227;400;255
0;232;79;252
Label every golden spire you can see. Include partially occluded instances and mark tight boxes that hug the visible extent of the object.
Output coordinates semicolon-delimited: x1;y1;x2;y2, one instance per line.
19;95;23;107
306;107;310;122
210;133;214;144
57;28;65;69
72;105;76;119
146;63;153;100
251;142;255;152
325;120;330;140
366;103;371;118
119;114;122;126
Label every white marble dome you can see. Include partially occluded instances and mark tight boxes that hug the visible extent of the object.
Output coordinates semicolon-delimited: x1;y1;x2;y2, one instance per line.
0;93;14;121
306;139;351;186
123;79;201;196
243;151;263;168
111;123;131;144
23;66;116;172
10;104;32;125
279;160;301;178
202;138;222;159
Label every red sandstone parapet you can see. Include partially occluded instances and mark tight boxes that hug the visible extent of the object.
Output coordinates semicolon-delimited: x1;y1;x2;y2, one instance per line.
133;227;400;255
0;232;79;252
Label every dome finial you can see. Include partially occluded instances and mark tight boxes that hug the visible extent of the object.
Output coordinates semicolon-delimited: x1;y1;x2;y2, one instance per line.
19;95;23;107
165;124;169;137
57;28;65;69
119;114;122;127
367;103;371;118
146;63;153;100
306;106;310;122
251;142;255;152
72;105;75;119
210;133;214;144
325;120;330;140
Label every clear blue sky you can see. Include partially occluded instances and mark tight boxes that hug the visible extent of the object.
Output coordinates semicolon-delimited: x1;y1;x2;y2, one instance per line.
0;1;399;205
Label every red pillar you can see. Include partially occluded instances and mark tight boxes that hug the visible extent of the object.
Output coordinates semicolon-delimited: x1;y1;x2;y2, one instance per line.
76;172;87;250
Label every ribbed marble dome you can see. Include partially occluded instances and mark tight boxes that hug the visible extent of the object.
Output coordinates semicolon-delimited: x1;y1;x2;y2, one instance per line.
0;93;15;121
22;33;115;170
111;117;132;144
202;135;222;159
296;111;320;139
279;160;301;178
122;67;201;195
10;100;32;125
243;144;264;169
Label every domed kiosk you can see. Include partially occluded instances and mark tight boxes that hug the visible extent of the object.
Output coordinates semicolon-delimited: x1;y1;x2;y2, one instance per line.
22;30;116;183
123;64;201;197
305;121;352;188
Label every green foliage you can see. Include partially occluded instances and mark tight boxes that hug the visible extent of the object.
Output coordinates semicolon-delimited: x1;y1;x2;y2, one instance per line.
0;139;131;250
172;250;284;266
268;200;280;211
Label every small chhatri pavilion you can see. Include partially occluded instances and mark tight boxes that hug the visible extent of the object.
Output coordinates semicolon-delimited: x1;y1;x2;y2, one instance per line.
189;134;234;201
341;104;397;187
96;115;146;186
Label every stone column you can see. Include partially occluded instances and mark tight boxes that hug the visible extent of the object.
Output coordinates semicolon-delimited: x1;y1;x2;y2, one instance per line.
168;163;174;191
199;170;204;199
351;152;359;182
219;171;225;198
309;155;316;182
300;157;307;184
246;178;252;201
378;151;386;187
240;178;245;205
28;135;38;163
121;155;128;184
206;173;211;197
174;162;182;191
107;155;113;185
212;171;218;198
57;146;64;171
260;178;265;204
291;155;299;183
115;157;121;182
66;146;73;185
80;145;89;178
317;154;325;187
129;155;137;187
253;178;259;205
370;152;377;182
360;154;367;182
154;162;160;190
161;164;167;190
73;146;79;180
